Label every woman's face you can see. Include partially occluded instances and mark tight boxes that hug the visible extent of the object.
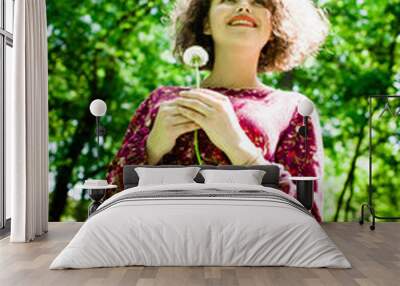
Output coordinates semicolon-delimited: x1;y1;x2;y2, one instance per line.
204;0;273;50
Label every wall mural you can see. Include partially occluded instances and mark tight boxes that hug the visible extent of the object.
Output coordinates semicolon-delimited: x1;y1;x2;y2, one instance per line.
46;0;400;222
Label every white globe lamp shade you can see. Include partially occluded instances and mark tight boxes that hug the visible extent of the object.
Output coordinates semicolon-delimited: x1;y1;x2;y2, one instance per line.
298;98;314;117
90;99;107;117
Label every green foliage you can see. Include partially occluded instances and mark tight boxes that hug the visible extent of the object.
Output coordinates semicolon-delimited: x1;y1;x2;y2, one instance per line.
47;0;400;222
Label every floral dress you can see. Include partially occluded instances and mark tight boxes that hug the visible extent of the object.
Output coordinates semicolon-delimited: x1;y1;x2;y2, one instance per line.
106;86;325;222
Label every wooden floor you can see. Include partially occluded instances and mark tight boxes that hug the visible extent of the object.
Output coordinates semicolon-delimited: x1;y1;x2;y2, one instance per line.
0;222;399;286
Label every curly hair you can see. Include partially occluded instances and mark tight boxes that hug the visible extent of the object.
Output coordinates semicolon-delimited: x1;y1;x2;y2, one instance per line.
168;0;329;73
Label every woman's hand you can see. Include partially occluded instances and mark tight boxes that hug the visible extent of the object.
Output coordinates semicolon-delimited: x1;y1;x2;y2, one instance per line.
177;88;263;165
146;100;199;164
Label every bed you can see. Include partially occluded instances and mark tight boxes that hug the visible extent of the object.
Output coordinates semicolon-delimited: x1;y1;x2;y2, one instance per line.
50;165;351;269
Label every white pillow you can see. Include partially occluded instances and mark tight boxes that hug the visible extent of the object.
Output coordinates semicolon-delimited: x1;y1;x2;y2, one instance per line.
135;167;200;186
200;169;266;185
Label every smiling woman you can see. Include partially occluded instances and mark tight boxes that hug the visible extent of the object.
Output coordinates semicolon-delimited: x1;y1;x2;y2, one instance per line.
106;0;329;222
170;0;329;73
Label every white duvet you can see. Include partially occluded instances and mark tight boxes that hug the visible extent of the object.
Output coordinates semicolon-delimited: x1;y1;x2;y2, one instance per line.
50;183;351;269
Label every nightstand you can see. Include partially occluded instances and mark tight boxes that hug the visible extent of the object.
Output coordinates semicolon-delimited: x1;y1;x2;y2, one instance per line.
289;176;317;210
76;181;117;217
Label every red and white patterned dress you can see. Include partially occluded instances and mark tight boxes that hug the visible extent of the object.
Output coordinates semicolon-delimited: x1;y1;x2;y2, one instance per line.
106;86;325;222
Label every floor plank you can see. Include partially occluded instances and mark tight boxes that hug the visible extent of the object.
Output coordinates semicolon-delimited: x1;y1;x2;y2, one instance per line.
0;222;399;286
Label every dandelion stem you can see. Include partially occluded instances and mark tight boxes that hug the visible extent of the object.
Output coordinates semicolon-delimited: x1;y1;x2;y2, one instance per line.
193;61;203;165
195;62;201;89
193;130;203;165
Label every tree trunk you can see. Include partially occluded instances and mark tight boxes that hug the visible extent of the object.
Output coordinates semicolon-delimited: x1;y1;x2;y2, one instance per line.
49;99;98;221
344;175;355;221
333;124;365;221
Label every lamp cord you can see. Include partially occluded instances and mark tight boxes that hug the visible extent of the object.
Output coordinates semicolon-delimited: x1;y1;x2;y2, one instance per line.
96;116;100;159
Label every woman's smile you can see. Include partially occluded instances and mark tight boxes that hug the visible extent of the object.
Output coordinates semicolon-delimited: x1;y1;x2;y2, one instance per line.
228;20;257;28
228;23;257;28
228;14;258;28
